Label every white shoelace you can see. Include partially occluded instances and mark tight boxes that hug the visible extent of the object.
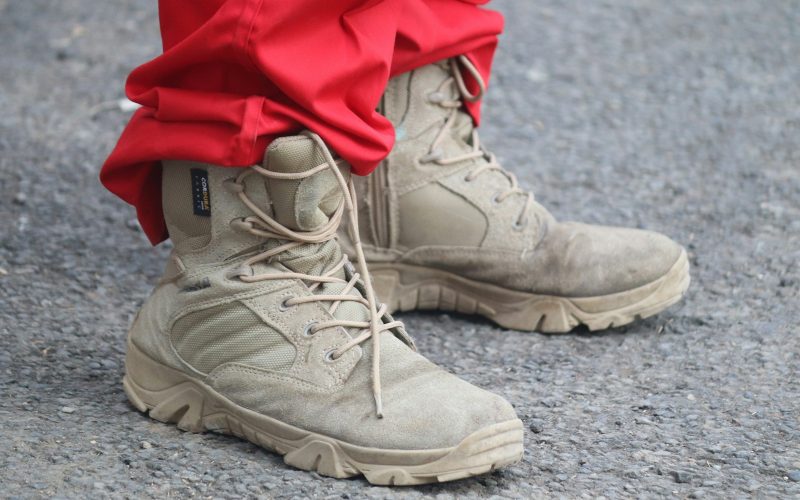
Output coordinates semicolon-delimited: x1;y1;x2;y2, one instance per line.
224;132;402;418
422;55;534;229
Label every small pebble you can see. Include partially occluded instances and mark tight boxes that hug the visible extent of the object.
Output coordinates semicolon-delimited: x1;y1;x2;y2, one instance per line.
671;470;692;484
529;420;544;434
787;470;800;482
140;441;152;449
59;406;76;414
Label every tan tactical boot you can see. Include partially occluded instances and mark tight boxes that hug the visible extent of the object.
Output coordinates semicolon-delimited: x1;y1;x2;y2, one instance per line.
343;57;690;333
122;132;523;485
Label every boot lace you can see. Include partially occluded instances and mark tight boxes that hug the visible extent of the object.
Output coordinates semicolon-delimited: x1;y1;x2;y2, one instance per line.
421;55;534;230
224;132;402;418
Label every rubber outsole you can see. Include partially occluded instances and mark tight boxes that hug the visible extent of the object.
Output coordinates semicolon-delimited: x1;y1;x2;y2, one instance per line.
368;250;691;332
123;342;524;485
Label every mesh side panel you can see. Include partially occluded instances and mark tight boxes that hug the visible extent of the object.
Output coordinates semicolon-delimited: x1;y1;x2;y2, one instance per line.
275;239;370;328
272;239;340;277
172;303;295;374
333;296;369;324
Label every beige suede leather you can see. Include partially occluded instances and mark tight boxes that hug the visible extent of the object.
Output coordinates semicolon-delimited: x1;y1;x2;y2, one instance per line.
123;133;522;483
398;183;487;249
342;59;690;332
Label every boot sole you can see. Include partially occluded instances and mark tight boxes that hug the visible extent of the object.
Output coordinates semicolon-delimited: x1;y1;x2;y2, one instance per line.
122;342;524;485
369;250;690;332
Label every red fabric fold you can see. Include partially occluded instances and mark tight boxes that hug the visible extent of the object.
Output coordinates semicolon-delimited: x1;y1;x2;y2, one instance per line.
100;0;504;244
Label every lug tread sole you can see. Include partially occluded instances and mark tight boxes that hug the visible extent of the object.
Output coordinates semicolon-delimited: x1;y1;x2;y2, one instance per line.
122;344;523;486
369;250;691;333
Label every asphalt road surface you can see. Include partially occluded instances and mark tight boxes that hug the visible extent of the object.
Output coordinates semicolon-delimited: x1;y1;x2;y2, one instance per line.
1;0;798;498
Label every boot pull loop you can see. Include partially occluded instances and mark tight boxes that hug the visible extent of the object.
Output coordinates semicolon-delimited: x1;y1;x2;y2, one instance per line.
451;55;486;103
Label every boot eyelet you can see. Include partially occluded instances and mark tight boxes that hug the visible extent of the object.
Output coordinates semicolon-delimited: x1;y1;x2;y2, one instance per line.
513;218;529;231
222;178;244;194
303;321;318;337
225;265;253;281
230;217;251;232
464;174;474;182
490;193;503;205
279;297;294;311
323;349;338;363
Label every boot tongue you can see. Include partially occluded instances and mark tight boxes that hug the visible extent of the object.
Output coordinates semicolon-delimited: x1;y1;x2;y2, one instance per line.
262;136;346;278
392;61;478;150
262;136;370;329
389;61;455;138
413;61;533;219
264;136;344;232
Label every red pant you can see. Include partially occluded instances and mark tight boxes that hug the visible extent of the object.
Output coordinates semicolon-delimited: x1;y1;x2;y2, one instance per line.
100;0;504;244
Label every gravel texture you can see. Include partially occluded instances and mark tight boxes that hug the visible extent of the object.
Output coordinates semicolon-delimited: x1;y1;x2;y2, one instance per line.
1;0;798;498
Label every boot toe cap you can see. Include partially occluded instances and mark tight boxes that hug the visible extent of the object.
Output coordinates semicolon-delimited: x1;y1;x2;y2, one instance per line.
542;222;684;297
210;346;520;451
377;366;520;449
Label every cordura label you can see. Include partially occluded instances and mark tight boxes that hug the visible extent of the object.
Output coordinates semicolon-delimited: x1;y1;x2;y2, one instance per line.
190;168;211;216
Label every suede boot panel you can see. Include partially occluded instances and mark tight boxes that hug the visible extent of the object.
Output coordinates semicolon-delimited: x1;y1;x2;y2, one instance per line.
344;60;686;299
208;334;516;450
127;133;521;455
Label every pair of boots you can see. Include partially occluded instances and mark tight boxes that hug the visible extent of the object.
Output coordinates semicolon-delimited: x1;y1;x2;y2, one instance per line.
123;60;690;485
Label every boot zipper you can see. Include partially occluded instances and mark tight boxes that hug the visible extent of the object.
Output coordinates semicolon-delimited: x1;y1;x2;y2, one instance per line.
370;160;390;248
370;96;391;249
